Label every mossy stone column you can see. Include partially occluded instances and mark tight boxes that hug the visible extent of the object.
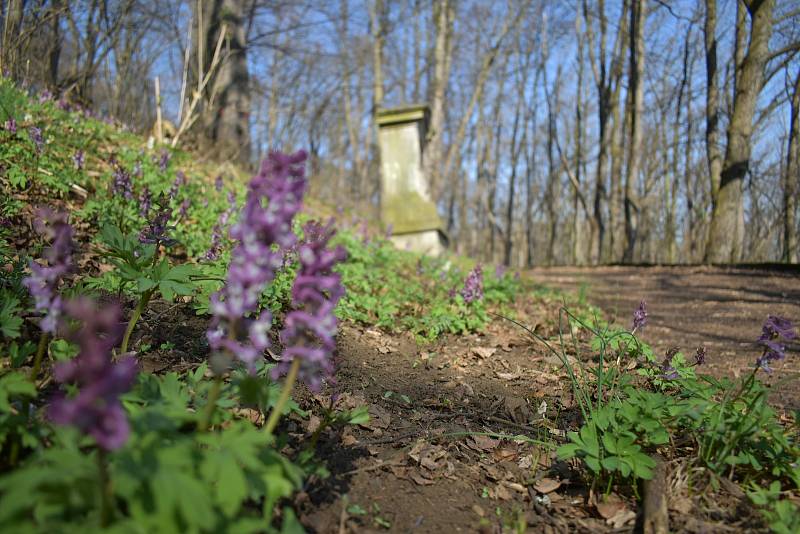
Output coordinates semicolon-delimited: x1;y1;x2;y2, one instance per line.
377;104;448;256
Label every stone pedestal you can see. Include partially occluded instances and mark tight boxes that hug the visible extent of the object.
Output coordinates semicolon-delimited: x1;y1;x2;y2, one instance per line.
377;104;448;256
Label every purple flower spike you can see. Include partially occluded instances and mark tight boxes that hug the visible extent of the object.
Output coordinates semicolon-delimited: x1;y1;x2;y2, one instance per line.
72;150;84;171
111;163;133;200
4;118;16;134
158;149;170;172
139;196;176;246
138;186;152;218
274;218;346;391
495;264;506;279
215;175;224;192
632;300;648;332
460;264;484;304
28;126;44;154
755;315;796;373
694;347;707;366
207;151;308;371
22;209;74;333
48;299;138;450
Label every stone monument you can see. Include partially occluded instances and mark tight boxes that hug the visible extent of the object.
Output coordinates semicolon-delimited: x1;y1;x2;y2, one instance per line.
377;104;448;256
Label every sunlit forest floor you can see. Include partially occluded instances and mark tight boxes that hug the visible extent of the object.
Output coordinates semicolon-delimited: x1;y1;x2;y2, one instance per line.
532;266;800;409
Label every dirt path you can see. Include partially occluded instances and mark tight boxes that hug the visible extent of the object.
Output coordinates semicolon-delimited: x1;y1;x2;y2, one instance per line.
529;265;800;407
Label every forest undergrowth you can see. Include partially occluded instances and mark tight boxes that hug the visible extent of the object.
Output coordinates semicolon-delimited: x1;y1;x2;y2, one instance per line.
0;76;798;533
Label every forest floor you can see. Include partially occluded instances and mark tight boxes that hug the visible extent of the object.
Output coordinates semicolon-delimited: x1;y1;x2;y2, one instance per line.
530;265;800;409
277;266;799;533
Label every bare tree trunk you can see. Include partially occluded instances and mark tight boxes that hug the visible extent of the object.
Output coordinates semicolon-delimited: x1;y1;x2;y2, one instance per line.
622;0;644;263
1;0;24;78
191;0;251;166
504;97;522;266
423;0;452;195
584;0;628;264
706;0;774;263
785;67;800;263
544;67;563;265
704;0;723;206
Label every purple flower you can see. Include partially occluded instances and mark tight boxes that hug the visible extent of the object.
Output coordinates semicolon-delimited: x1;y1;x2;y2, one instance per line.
203;192;238;261
138;186;152;218
111;163;133;200
72;150;84;171
48;299;138;450
660;347;680;380
495;264;507;279
158;149;170;172
207;151;307;370
460;264;484;304
694;347;707;366
179;198;190;220
57;97;70;111
38;89;53;103
3;118;16;134
756;315;796;373
28;126;44;154
215;175;224;192
632;300;648;331
759;315;797;342
22;209;73;333
274;218;346;391
139;196;176;246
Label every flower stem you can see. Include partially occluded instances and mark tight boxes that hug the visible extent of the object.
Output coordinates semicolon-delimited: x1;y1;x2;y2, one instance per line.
198;376;223;432
120;289;153;354
29;332;50;384
97;448;113;527
264;358;300;437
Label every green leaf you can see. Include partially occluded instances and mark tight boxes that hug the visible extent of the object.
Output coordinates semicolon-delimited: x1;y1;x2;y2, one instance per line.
0;372;37;412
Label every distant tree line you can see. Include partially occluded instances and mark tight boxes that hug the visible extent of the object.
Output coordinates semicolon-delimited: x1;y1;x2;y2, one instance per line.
1;0;798;265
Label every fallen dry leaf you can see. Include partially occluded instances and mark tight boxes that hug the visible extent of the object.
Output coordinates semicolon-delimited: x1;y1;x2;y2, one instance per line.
533;478;561;494
467;435;500;451
471;347;497;359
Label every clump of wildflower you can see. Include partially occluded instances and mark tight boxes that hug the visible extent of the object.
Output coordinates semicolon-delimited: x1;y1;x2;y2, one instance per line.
38;89;53;103
755;315;796;373
139;195;176;246
3;118;16;134
111;162;133;200
632;300;648;332
48;298;138;450
273;219;346;391
22;209;74;333
158;149;170;172
215;175;224;192
207;151;307;371
495;264;507;279
28;126;44;154
72;150;84;171
460;264;484;303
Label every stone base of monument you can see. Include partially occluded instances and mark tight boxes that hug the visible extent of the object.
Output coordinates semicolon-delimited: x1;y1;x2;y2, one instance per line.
390;229;448;257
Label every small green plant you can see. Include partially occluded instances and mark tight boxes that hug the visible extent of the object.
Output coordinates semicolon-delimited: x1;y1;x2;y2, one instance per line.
95;223;199;353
